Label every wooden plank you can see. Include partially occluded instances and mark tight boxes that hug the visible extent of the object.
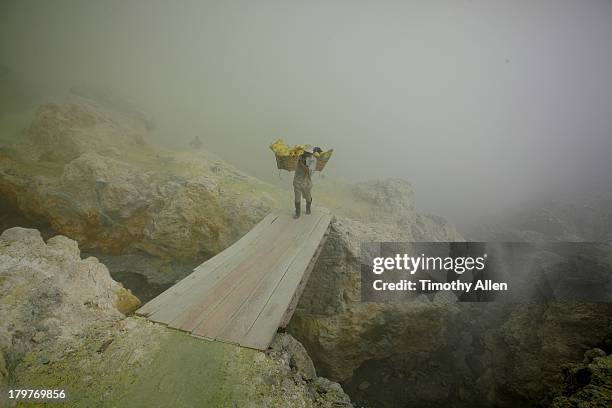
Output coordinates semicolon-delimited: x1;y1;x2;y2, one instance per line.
164;214;299;329
192;213;280;276
279;224;330;327
240;213;331;348
240;214;332;349
217;215;325;344
274;214;333;329
136;213;277;317
205;215;325;343
140;217;275;320
188;217;309;338
172;216;302;333
148;219;285;325
140;210;332;351
145;214;284;323
141;213;278;316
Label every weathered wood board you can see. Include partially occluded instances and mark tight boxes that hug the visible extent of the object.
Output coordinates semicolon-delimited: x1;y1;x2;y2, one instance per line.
136;212;332;350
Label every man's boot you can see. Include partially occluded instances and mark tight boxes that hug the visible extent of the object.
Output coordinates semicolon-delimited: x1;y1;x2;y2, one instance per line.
305;199;312;215
293;202;301;219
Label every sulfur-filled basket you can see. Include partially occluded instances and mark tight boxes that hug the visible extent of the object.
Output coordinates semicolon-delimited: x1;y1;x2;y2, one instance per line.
275;150;333;172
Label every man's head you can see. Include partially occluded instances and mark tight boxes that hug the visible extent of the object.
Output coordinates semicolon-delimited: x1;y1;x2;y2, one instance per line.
303;147;314;156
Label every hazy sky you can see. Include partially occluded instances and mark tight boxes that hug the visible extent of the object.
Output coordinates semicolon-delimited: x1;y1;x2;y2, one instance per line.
2;0;611;226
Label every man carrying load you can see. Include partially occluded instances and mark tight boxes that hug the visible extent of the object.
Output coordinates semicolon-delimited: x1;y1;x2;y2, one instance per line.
293;147;322;219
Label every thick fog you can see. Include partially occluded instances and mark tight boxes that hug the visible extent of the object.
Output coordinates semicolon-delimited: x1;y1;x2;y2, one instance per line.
2;0;612;227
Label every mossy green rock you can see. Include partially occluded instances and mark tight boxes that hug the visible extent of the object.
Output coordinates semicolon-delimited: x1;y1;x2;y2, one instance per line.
114;286;141;315
13;318;351;407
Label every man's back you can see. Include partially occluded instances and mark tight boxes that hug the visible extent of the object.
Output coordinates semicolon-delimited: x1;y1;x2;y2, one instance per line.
294;155;315;183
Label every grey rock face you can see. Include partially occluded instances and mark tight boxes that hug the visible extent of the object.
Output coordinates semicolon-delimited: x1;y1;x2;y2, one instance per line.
290;215;612;408
1;148;271;262
0;227;132;372
1;101;278;263
551;350;612;407
270;333;317;381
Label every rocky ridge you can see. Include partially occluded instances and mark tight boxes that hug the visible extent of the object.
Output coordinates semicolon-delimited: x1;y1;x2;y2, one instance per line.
290;212;612;407
0;227;352;407
0;100;458;270
0;227;139;372
4;96;606;407
551;348;612;407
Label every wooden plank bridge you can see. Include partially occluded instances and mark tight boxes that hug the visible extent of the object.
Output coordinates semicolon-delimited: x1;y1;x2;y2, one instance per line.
136;212;332;350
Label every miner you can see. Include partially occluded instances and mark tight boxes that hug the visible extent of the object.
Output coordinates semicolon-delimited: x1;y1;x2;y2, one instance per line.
293;147;321;218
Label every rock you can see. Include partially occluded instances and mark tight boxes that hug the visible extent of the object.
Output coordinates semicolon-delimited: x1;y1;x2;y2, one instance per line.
123;318;138;331
311;376;352;407
262;374;276;385
551;352;612;407
1;124;275;261
281;377;293;390
1;229;353;406
114;287;141;315
1;149;271;260
0;101;473;407
0;227;45;247
31;331;47;344
97;338;114;353
270;333;317;380
46;234;81;260
289;215;463;386
289;213;612;408
1;101;462;278
0;351;7;389
0;228;131;367
290;302;453;382
295;214;460;316
584;348;606;363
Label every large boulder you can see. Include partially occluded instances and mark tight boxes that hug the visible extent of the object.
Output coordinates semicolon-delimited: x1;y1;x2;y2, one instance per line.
296;214;460;316
289;216;612;408
551;350;612;407
0;100;284;262
0;148;273;260
0;227;139;372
